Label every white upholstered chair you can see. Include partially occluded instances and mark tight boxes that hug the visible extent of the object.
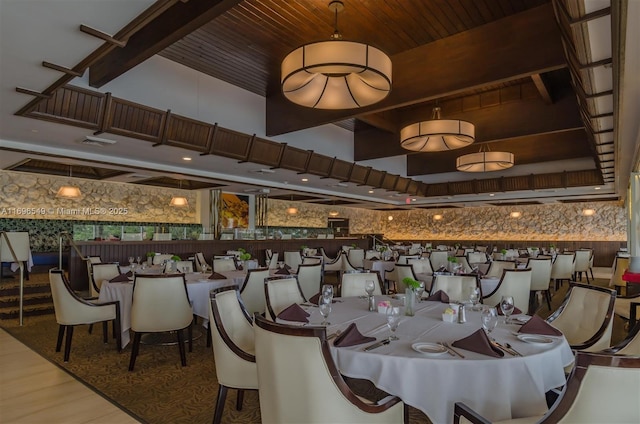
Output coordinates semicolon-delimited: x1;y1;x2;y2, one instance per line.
213;257;237;272
605;321;640;356
455;256;473;273
430;274;479;302
546;283;616;352
609;256;630;292
85;256;102;296
429;250;449;271
551;252;576;290
175;260;193;273
454;352;640;424
467;251;488;266
264;276;306;320
573;249;592;284
253;315;404;423
347;248;365;269
526;257;553;312
391;264;420;293
407;258;433;291
323;250;344;279
129;274;193;371
485;260;516;279
49;269;121;362
481;268;532;313
194;252;209;272
397;254;419;265
341;272;384;297
239;268;270;316
283;250;303;273
209;287;257;424
296;263;322;300
153;253;174;265
90;263;121;297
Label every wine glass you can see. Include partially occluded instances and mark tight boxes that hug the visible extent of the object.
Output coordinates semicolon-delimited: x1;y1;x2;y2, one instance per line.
500;296;515;324
364;280;376;297
318;298;332;326
136;256;141;265
469;287;481;311
128;256;135;267
415;281;425;302
386;307;400;341
322;284;334;301
481;306;498;335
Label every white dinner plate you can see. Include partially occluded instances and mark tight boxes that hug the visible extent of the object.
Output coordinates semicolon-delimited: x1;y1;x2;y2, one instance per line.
514;316;531;324
412;342;448;356
516;334;554;345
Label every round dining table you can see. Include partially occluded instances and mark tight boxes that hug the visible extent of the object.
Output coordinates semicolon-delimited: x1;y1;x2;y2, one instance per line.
292;296;573;424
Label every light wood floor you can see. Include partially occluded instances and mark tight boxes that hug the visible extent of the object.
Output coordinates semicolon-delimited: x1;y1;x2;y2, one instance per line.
0;328;140;424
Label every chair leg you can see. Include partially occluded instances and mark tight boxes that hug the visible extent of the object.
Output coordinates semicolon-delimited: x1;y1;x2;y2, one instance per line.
545;290;552;311
63;326;74;362
206;323;212;347
128;332;142;371
88;323;93;334
56;325;66;352
102;321;108;343
212;385;228;424
584;271;591;284
177;329;187;367
188;322;193;353
589;267;594;280
236;389;244;411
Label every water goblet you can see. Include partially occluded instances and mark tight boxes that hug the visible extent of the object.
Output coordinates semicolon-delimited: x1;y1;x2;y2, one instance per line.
136;256;141;265
364;280;376;297
481;306;498;335
386;306;400;341
469;287;481;311
128;256;135;267
318;298;332;326
415;281;425;302
322;284;334;301
500;295;515;324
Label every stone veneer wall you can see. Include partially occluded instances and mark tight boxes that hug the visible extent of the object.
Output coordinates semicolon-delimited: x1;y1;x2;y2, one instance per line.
0;170;196;223
268;199;626;242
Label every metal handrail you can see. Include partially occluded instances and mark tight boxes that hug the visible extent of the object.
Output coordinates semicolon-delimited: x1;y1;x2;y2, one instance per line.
58;231;88;270
0;231;25;326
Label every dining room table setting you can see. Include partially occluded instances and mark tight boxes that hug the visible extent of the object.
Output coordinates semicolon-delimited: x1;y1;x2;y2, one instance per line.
276;289;574;424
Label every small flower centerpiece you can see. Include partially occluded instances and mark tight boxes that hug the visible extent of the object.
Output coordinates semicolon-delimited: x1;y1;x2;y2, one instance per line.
500;248;508;260
237;248;252;270
402;277;421;316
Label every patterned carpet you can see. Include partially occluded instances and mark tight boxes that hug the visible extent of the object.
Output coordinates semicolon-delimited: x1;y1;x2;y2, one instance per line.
1;274;628;424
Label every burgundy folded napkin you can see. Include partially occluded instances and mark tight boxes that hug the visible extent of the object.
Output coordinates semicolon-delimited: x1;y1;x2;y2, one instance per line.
275;267;290;275
333;323;376;347
308;292;337;305
208;272;228;280
277;303;310;323
518;315;563;336
110;273;131;283
452;329;504;358
425;290;450;303
495;303;522;316
125;271;133;277
285;264;292;270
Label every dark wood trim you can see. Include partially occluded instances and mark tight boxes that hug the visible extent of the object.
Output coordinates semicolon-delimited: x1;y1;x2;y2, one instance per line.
210;286;256;362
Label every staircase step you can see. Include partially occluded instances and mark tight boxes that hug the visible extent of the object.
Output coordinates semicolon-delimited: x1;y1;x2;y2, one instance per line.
0;292;53;307
0;303;55;320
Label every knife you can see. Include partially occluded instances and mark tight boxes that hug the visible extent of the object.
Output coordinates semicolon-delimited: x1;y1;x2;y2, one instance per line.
363;339;390;351
491;340;521;357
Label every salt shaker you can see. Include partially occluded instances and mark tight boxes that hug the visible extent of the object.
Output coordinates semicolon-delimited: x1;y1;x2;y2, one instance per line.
368;295;376;312
457;303;466;324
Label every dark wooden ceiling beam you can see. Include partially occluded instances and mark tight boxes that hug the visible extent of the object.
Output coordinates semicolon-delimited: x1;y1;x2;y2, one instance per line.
530;74;554;104
89;0;243;88
354;93;583;161
266;4;566;136
406;129;591;176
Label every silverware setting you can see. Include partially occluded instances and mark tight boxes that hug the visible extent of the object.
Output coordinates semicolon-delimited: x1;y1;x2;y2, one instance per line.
491;339;522;356
327;330;342;340
437;342;455;357
441;342;465;358
363;339;390;351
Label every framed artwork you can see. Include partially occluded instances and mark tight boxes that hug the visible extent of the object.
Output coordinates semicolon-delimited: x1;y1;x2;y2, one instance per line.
221;193;249;228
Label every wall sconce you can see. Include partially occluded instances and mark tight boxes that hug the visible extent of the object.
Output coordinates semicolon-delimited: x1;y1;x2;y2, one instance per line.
582;208;596;216
328;210;339;217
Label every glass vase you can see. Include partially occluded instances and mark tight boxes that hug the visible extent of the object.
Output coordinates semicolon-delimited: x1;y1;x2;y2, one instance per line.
405;288;416;316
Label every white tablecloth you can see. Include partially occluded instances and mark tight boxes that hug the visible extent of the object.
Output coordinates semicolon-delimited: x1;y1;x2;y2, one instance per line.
297;297;573;424
9;250;34;272
363;260;395;281
98;271;244;347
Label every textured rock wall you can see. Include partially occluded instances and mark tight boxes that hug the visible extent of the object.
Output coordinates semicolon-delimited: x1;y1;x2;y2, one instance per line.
0;170;196;223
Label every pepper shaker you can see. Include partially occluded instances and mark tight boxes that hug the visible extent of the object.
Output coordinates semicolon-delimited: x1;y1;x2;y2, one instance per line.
368;295;376;312
457;303;466;324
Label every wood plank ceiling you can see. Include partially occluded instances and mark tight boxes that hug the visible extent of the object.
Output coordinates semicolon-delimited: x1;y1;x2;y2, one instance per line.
14;0;615;202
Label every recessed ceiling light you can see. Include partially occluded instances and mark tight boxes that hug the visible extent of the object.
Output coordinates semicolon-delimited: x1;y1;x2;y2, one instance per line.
182;157;192;161
368;190;374;194
594;187;601;190
489;193;495;197
301;178;308;182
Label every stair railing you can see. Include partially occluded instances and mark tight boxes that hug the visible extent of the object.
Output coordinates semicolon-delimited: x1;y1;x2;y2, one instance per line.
58;231;88;271
0;231;30;326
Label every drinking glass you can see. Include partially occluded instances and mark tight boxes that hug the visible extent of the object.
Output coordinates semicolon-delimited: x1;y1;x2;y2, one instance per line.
469;287;481;311
318;299;332;326
136;256;142;265
364;280;376;297
386;307;400;341
415;281;425;302
500;296;515;324
128;256;135;267
481;306;498;334
322;284;334;301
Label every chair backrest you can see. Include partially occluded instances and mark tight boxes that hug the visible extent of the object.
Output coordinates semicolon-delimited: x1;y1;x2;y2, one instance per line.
342;254;362;273
90;263;121;296
392;264;418;292
131;275;193;332
365;250;379;260
320;247;337;262
194;252;209;272
264;276;306;320
397;254;419;265
407;258;433;275
485;260;516;278
302;256;322;265
526;257;552;291
467;252;488;265
455;256;473;273
431;274;479;302
296;263;322;299
551;253;576;280
85;256;102;294
341;272;383;297
546;283;616;352
253;315;404;424
267;251;279;269
574;250;591;272
429;250;449;270
605;321;640;356
475;246;488;253
347;248;365;268
283;251;303;272
49;269;116;325
323;250;344;272
175;260;193;273
213;258;237;272
88;256;102;264
609;256;629;288
209;287;257;389
239;268;270;315
481;269;532;312
153;253;174;265
539;352;640;423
